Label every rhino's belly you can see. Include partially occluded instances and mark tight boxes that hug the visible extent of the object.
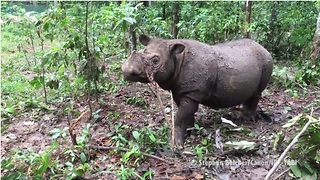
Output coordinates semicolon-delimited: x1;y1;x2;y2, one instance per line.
201;72;261;108
202;89;256;108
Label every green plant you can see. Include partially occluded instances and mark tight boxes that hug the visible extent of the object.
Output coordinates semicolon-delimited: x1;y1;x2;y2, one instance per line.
117;165;137;180
50;127;69;140
281;114;320;179
272;65;295;88
1;141;59;179
51;124;93;179
132;128;167;151
294;61;320;86
124;95;147;107
117;164;153;180
195;145;204;162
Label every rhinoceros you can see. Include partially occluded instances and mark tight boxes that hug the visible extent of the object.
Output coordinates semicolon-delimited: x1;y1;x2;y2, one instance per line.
121;35;273;147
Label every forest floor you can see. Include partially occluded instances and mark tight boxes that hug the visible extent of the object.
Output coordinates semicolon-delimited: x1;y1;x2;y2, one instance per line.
1;64;320;180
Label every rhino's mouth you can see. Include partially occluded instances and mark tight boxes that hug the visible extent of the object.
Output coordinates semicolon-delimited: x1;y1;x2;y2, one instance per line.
122;71;150;83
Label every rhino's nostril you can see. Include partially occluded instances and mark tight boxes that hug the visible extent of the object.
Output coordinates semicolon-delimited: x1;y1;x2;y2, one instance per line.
122;63;142;77
131;69;142;76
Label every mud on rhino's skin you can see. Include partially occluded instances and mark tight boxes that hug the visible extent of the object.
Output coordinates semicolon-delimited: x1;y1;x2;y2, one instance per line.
121;34;273;147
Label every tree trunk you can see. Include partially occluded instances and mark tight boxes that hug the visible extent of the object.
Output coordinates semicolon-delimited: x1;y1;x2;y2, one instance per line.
129;24;137;51
172;3;179;39
311;12;320;63
143;1;151;7
266;1;279;55
243;0;252;38
162;2;166;20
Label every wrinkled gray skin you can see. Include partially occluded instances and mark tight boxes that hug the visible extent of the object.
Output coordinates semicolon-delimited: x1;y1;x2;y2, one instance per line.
122;35;273;147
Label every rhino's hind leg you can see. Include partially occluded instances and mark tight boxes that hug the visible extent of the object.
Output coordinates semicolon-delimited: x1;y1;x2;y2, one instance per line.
242;92;262;121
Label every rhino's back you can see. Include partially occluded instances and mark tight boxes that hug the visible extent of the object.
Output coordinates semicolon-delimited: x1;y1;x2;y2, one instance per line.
205;39;273;108
170;38;272;108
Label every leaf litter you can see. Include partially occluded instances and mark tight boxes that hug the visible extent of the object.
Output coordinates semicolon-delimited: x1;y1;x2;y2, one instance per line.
1;80;319;179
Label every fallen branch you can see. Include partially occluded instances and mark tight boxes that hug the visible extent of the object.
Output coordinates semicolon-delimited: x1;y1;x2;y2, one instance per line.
89;145;173;165
70;109;90;132
67;115;77;146
69;109;89;146
254;129;268;141
274;168;290;180
264;112;319;180
170;91;175;146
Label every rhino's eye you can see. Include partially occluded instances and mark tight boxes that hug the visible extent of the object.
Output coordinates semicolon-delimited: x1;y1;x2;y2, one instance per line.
151;56;160;67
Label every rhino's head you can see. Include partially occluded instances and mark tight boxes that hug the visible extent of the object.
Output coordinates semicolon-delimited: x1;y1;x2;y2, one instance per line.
121;35;185;86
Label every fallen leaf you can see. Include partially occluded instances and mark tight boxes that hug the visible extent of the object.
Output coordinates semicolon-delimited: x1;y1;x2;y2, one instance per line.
171;174;185;180
224;141;256;151
192;171;204;180
221;117;238;127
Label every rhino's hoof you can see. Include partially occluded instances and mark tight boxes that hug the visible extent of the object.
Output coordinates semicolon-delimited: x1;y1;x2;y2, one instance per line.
242;115;256;121
174;139;185;150
174;143;184;150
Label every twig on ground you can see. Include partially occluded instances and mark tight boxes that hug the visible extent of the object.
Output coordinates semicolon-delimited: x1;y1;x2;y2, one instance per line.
170;91;175;145
274;168;290;180
69;109;89;146
146;83;158;98
254;129;268;141
70;109;90;131
265;110;319;180
89;145;173;165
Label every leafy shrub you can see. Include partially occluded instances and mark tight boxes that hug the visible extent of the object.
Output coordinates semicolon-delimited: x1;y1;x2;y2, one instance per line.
282;114;320;179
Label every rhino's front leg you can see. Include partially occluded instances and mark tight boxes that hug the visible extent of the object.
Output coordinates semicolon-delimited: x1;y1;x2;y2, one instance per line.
174;98;199;147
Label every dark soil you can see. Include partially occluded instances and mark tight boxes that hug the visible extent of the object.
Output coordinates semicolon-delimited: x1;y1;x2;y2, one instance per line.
1;79;320;180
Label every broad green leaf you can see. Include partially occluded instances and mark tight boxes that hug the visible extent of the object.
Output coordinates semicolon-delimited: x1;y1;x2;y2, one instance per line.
80;152;86;163
65;161;73;168
73;169;85;178
290;164;302;177
123;17;136;25
36;153;50;174
282;114;303;128
30;77;42;89
132;131;140;142
202;139;208;146
273;131;284;150
43;21;49;31
5;107;15;114
148;133;156;142
196;146;203;161
301;162;315;174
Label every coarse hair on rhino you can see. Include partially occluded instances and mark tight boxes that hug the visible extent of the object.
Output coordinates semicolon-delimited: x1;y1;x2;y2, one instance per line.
122;34;273;147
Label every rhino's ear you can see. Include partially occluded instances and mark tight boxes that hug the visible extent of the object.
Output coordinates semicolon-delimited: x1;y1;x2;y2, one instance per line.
139;35;151;46
170;43;185;55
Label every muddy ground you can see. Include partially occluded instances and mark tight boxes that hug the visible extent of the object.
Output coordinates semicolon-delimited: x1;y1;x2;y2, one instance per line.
1;78;320;179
